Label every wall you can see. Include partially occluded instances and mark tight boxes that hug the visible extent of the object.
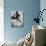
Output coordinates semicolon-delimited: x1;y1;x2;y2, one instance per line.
4;0;40;42
40;0;46;27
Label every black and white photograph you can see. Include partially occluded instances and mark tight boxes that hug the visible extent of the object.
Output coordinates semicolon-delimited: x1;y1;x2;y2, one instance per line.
11;11;24;27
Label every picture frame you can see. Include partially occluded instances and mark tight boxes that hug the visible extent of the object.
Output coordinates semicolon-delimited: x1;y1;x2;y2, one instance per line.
11;11;24;27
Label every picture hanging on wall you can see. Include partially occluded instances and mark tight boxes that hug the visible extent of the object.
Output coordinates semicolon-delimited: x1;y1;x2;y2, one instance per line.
11;11;24;27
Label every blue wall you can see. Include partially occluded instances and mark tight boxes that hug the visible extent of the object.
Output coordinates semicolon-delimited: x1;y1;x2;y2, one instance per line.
4;0;40;42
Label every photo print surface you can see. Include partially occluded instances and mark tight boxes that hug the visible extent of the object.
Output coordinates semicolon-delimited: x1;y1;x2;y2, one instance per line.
11;11;24;27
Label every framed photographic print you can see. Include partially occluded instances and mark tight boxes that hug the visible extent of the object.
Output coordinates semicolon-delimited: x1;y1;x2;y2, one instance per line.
11;11;24;27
